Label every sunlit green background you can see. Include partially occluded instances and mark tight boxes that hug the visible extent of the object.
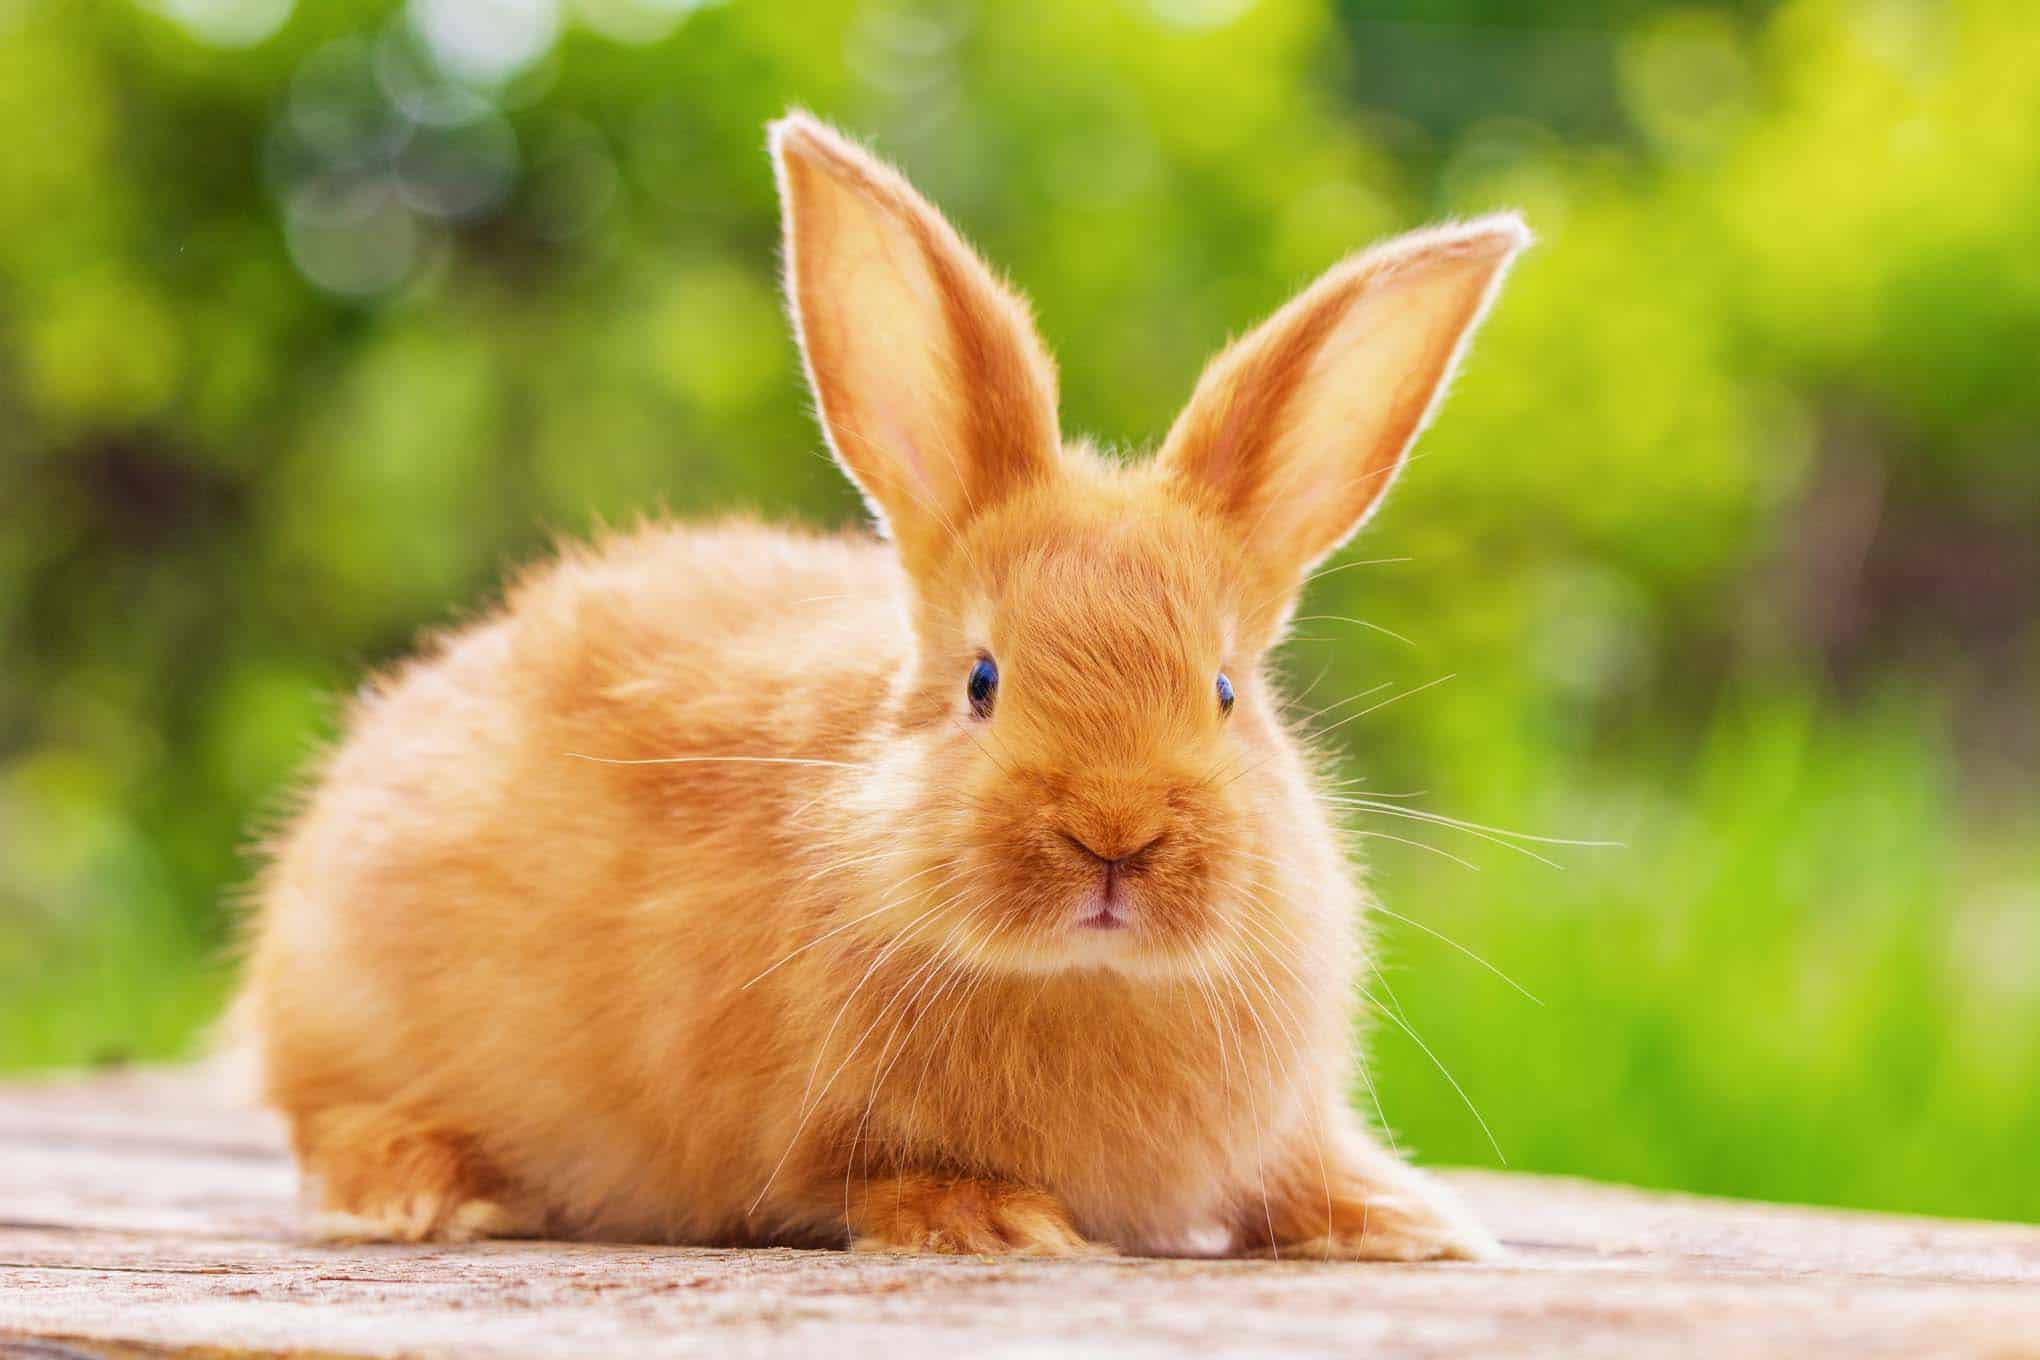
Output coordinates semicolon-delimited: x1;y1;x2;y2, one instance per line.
3;0;2036;1223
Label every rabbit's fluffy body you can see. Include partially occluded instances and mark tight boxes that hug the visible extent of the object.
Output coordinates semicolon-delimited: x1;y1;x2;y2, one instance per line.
252;490;1334;1252
241;113;1526;1260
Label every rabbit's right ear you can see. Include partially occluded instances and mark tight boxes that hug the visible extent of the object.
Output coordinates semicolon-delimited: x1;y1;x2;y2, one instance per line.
1157;216;1529;618
771;113;1061;577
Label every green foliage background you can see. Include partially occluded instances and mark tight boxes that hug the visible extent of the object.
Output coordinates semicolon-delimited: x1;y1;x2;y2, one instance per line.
3;0;2036;1221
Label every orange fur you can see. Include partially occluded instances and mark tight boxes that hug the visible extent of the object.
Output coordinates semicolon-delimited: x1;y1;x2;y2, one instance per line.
239;112;1527;1260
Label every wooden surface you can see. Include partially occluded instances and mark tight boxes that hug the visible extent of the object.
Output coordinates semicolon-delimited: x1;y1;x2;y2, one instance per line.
2;1068;2037;1359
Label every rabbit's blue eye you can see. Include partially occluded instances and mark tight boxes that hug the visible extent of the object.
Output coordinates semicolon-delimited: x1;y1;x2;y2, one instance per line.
1216;671;1235;716
967;655;998;718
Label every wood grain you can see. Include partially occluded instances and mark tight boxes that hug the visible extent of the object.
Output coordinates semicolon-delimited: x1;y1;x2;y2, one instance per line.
2;1067;2035;1358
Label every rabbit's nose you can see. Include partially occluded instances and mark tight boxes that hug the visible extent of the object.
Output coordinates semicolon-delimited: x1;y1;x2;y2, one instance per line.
1057;828;1164;868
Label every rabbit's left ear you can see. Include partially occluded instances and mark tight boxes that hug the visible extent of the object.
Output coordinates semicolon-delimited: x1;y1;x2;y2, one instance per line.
1157;215;1529;597
771;112;1060;577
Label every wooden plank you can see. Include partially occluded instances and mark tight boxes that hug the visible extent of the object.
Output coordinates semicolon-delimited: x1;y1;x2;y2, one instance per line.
2;1068;2036;1359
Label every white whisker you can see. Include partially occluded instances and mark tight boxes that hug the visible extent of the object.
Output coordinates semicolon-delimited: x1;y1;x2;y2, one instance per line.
1307;673;1456;742
740;862;961;990
1368;904;1541;1005
565;752;862;770
1327;797;1621;849
1303;555;1413;585
1362;981;1505;1165
1289;614;1417;649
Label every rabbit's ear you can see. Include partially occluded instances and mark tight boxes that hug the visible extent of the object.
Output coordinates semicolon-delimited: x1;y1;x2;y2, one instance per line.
1157;215;1529;595
771;112;1060;574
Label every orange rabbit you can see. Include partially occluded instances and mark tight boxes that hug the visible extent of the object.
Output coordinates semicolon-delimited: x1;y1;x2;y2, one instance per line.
239;112;1529;1260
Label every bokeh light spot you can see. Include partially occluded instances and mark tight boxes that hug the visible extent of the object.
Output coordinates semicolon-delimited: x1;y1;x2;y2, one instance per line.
572;0;708;46
409;0;561;87
396;112;519;220
285;177;419;297
144;0;293;48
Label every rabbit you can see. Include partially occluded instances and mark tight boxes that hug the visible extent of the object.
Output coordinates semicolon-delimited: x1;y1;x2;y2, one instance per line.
237;110;1529;1260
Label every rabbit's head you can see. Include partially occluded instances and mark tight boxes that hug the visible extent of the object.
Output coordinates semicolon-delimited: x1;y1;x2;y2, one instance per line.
772;113;1526;979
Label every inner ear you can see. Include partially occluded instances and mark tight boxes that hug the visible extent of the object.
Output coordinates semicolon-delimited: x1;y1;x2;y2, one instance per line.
770;112;1061;576
1158;214;1530;604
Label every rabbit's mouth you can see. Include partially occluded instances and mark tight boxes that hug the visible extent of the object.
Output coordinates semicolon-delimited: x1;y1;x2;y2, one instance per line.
945;762;1243;976
1059;828;1152;933
1073;896;1131;931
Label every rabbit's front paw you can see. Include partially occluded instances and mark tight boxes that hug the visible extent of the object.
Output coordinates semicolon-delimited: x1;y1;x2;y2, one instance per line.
849;1172;1104;1257
292;1103;540;1245
307;1193;525;1245
1237;1133;1502;1262
1253;1184;1501;1262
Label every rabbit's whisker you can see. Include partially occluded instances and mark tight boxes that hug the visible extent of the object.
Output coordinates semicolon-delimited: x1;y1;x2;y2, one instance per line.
1302;555;1414;585
844;916;981;1213
1181;961;1232;1101
1325;797;1619;850
1248;869;1530;1015
1287;680;1396;731
1218;917;1334;1251
797;844;917;884
1349;829;1482;872
1213;675;1453;794
1221;882;1395;1160
739;862;961;990
751;921;953;1218
949;717;1014;777
1325;799;1602;869
1305;673;1456;742
1369;904;1541;1005
846;914;991;1213
1191;949;1276;1256
1288;614;1418;649
1278;658;1336;713
902;923;990;1123
565;752;864;770
1361;977;1505;1166
753;895;962;1212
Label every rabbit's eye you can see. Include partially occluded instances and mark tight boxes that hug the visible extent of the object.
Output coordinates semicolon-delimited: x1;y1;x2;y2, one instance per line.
1216;671;1235;717
967;655;998;718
